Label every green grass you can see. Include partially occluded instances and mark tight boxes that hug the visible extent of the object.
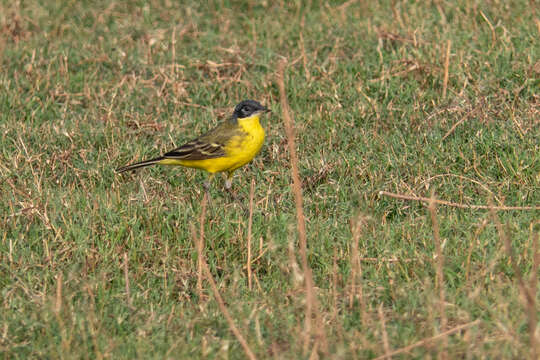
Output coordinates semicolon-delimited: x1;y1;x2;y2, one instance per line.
1;0;539;358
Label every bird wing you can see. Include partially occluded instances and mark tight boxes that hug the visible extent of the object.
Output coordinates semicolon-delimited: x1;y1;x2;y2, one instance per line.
163;120;244;161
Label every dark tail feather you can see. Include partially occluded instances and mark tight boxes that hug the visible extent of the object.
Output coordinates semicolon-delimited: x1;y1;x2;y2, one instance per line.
116;157;164;173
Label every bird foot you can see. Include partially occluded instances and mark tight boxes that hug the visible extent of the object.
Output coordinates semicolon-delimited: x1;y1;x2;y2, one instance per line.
203;180;211;192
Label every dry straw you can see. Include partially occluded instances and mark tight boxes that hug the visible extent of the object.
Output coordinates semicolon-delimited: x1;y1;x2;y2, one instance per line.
277;59;327;354
192;192;257;360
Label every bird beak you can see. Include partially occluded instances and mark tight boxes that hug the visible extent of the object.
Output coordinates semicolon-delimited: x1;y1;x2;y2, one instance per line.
262;107;271;113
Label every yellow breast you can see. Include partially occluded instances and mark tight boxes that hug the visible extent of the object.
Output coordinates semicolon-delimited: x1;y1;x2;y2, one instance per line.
224;114;265;172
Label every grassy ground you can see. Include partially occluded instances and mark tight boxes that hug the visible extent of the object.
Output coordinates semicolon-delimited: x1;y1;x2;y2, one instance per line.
1;0;539;358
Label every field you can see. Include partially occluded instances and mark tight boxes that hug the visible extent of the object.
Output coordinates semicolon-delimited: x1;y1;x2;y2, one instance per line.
1;1;539;358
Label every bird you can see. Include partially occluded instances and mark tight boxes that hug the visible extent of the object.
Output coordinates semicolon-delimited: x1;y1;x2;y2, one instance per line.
116;99;270;190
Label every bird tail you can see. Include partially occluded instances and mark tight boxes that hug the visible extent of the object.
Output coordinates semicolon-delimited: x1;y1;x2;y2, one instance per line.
116;157;164;173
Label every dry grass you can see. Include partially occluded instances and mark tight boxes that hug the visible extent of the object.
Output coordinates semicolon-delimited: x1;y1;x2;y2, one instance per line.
277;59;327;354
1;1;538;358
193;192;257;360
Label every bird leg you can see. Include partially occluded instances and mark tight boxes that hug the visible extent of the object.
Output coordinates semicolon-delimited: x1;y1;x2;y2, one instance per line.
224;171;242;202
225;172;234;191
203;174;215;194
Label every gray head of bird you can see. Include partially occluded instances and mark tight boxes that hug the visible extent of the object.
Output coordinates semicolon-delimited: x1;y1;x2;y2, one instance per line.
233;100;270;119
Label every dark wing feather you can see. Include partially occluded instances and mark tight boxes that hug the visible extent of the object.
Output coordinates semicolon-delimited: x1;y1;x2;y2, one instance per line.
163;119;244;161
164;139;226;160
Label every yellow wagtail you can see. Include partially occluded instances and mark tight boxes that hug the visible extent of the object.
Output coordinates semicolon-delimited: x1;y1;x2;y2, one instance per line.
116;100;270;189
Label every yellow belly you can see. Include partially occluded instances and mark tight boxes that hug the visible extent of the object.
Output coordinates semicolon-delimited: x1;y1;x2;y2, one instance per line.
159;115;265;174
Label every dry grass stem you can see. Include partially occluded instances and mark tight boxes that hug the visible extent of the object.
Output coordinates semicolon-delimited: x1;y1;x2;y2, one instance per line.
349;221;358;309
378;304;391;356
349;216;366;325
200;256;257;360
287;236;303;285
428;195;447;360
464;218;489;283
488;204;538;359
171;26;176;78
487;202;532;302
308;341;319;360
54;272;68;353
441;111;473;142
373;320;481;360
247;178;255;290
480;11;497;47
379;191;540;210
359;257;415;263
331;246;339;321
529;223;539;360
277;59;324;354
55;273;63;313
123;253;132;309
192;194;257;360
442;40;451;99
197;192;208;299
299;19;310;82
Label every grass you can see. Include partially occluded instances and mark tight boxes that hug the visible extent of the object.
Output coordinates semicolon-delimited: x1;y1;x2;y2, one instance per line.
1;0;539;358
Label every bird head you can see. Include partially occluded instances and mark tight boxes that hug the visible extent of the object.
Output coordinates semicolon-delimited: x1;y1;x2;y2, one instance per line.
233;100;270;119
